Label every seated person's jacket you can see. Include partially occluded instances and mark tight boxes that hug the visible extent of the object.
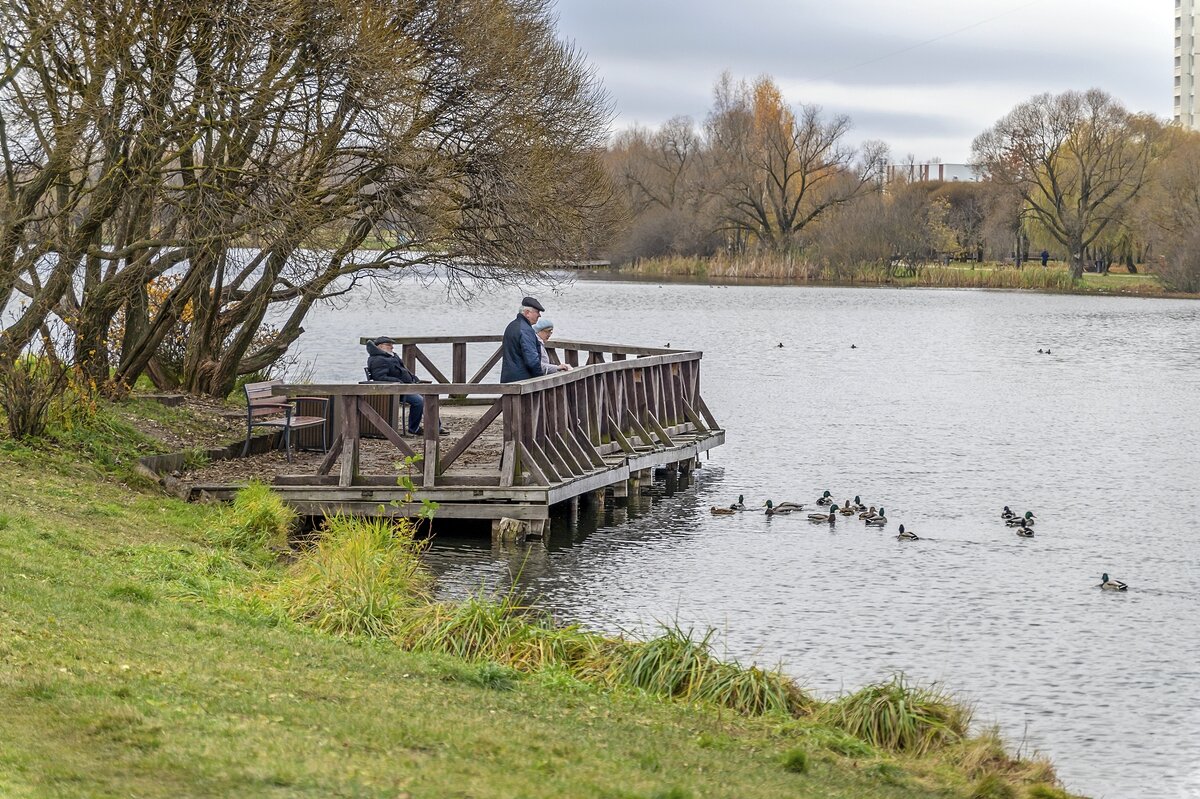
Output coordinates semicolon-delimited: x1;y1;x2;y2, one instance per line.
366;341;417;383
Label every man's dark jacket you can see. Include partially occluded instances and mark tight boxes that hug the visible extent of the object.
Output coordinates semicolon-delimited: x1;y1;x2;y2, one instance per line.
366;341;417;383
500;313;542;383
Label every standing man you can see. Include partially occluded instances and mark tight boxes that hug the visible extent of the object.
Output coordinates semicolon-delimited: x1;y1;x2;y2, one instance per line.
501;297;549;382
365;337;424;434
1041;249;1050;267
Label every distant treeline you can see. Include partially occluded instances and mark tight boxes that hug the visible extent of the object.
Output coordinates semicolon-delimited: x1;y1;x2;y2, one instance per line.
602;74;1200;293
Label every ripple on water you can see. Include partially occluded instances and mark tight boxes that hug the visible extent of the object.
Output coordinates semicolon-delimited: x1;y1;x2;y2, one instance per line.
293;279;1200;799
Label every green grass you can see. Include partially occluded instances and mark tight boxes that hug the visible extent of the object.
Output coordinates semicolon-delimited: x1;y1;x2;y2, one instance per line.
0;400;1082;798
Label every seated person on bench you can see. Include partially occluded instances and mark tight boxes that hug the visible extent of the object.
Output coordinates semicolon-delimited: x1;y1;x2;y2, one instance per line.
365;337;428;435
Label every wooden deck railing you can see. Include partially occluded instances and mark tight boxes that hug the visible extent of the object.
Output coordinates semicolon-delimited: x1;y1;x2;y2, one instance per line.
278;338;720;490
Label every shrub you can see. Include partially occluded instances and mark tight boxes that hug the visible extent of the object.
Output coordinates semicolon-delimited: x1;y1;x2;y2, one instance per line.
820;676;970;755
210;481;296;562
0;356;69;440
266;514;431;637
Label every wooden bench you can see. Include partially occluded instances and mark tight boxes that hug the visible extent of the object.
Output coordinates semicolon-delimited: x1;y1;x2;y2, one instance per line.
242;380;329;462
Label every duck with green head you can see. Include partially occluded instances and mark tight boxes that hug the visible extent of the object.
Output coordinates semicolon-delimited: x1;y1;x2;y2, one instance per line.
1006;511;1036;527
816;490;833;506
1099;573;1127;591
808;505;838;522
852;496;867;512
730;495;746;511
896;524;918;540
864;507;887;526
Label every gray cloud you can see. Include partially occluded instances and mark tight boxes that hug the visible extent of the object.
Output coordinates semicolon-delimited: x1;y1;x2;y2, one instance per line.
557;0;1172;159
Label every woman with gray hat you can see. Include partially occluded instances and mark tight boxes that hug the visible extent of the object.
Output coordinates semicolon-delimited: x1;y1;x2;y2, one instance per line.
532;317;570;376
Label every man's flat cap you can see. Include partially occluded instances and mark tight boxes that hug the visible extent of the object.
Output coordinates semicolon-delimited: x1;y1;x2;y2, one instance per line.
522;296;545;312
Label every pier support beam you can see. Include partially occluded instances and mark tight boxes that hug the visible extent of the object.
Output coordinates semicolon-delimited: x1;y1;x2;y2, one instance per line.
491;517;550;545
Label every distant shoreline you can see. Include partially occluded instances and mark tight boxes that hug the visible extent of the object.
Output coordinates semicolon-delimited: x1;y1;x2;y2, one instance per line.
574;258;1200;300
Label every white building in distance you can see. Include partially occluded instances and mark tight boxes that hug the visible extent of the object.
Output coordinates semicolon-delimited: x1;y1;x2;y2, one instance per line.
1176;0;1198;129
884;162;981;183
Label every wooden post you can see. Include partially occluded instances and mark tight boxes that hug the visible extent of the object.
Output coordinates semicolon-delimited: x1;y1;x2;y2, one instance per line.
339;395;361;487
451;342;468;398
423;395;440;487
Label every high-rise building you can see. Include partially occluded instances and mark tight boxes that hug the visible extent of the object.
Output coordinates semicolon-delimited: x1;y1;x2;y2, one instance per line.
1176;0;1198;129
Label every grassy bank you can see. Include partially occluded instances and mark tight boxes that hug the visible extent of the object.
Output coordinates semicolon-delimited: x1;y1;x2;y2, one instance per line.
618;254;1189;298
0;400;1078;798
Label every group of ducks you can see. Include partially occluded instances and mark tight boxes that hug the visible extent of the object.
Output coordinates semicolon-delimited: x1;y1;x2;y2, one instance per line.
1001;506;1037;537
712;491;920;540
712;495;1129;590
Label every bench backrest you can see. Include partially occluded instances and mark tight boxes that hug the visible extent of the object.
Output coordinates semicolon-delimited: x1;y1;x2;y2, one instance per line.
244;380;285;407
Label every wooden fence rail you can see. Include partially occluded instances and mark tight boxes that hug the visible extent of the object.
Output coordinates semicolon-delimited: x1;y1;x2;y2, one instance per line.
277;338;719;492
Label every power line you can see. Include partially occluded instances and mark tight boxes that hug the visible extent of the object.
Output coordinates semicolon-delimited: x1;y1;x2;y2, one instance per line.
815;0;1042;81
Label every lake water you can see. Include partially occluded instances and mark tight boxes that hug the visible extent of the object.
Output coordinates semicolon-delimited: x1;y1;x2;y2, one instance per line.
294;275;1200;799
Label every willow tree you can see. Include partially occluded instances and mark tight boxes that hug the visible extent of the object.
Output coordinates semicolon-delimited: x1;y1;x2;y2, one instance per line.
971;89;1156;280
0;0;614;396
704;73;884;252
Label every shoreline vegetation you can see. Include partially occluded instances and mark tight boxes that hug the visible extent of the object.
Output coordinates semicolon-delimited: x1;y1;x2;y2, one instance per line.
0;397;1081;798
606;254;1196;299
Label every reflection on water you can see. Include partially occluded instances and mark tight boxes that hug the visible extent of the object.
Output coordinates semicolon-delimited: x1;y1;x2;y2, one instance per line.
294;276;1200;799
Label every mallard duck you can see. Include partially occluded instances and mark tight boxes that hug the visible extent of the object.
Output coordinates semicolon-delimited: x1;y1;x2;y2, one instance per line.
839;501;857;516
710;505;736;516
1001;505;1015;520
896;524;919;540
1015;523;1034;538
816;490;833;506
852;496;867;512
808;506;837;522
774;500;805;511
730;495;747;511
859;505;877;520
1005;511;1036;527
764;500;795;516
864;507;887;526
1099;573;1127;591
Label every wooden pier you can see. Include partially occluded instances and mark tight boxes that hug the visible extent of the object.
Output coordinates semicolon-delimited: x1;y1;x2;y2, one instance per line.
198;337;723;538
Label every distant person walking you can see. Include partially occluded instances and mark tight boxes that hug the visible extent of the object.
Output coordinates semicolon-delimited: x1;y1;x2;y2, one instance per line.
532;318;570;376
1041;249;1050;267
501;296;548;383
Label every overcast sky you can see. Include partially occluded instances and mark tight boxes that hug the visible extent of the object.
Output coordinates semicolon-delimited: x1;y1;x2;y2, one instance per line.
555;0;1172;163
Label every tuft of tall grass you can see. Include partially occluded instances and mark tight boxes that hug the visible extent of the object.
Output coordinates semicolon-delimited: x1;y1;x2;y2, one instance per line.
819;676;970;755
969;772;1017;799
397;590;602;672
611;625;813;717
265;514;431;637
209;481;296;563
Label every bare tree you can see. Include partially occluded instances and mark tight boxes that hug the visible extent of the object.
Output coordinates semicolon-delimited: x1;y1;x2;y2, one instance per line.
971;89;1156;279
1;0;615;397
705;73;884;252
